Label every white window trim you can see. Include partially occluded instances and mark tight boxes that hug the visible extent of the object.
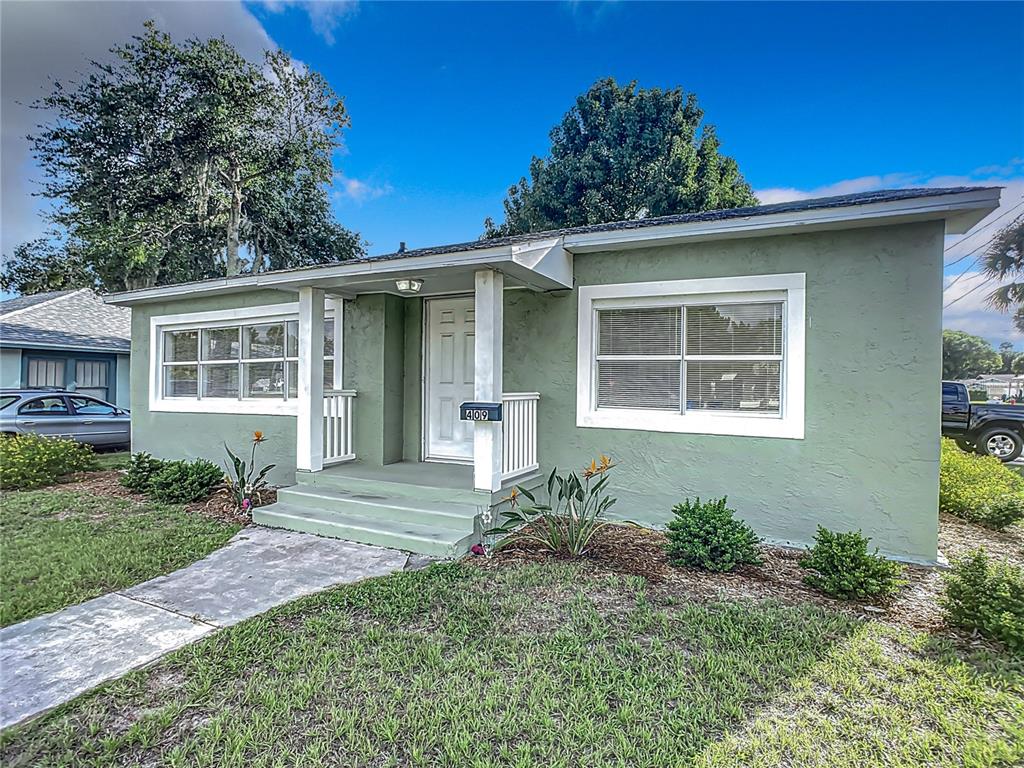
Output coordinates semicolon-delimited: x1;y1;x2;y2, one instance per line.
576;273;805;439
149;300;343;416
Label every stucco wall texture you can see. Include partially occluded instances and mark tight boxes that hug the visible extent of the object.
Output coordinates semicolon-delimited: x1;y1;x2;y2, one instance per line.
130;220;944;562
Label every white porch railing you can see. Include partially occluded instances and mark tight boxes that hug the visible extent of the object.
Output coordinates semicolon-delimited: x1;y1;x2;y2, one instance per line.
323;389;356;465
501;392;540;480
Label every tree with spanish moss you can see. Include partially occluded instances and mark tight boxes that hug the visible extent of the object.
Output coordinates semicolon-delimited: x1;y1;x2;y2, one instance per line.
18;21;363;292
483;78;757;238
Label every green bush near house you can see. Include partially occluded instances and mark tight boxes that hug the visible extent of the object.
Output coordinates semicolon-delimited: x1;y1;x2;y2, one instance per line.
665;496;762;572
968;389;989;402
939;438;1024;529
120;452;168;493
799;527;905;600
147;459;224;504
941;548;1024;654
0;434;96;490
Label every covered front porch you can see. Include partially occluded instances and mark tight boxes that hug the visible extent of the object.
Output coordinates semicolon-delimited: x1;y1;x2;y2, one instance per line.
252;240;570;555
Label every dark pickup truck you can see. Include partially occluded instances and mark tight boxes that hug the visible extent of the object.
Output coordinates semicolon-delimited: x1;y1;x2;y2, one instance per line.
942;381;1024;462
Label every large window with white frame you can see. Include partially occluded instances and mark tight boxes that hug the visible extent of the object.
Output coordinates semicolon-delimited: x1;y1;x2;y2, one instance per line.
577;274;805;439
152;301;343;414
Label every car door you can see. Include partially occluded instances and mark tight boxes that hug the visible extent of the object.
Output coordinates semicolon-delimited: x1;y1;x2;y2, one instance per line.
16;396;78;439
67;396;129;446
942;383;970;434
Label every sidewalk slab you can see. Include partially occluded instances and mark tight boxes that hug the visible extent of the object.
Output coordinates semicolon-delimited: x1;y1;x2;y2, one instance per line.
1;526;409;730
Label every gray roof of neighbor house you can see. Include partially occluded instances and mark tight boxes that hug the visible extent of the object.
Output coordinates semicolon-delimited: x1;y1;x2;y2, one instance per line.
0;288;131;353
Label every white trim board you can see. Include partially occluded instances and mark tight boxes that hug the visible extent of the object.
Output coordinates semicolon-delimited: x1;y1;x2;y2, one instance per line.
575;273;806;439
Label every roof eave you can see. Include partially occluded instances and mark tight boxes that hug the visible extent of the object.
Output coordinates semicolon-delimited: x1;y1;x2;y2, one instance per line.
104;187;1001;307
563;187;1001;253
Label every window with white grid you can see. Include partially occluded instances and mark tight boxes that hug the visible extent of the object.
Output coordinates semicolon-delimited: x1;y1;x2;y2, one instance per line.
150;300;344;414
578;274;805;439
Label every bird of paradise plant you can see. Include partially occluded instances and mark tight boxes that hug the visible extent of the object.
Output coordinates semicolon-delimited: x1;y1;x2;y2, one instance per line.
224;431;276;514
487;455;617;556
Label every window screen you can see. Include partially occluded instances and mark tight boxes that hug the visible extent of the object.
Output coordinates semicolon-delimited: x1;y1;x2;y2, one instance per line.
594;301;784;415
595;307;681;410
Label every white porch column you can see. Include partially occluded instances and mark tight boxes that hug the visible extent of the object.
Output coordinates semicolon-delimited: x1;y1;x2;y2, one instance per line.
473;269;503;492
296;287;325;472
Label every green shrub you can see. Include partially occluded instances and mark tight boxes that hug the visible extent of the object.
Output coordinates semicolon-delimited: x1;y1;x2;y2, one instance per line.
664;496;761;572
939;438;1024;529
147;458;223;503
968;389;989;402
941;549;1024;653
799;527;905;600
0;434;96;490
120;452;168;493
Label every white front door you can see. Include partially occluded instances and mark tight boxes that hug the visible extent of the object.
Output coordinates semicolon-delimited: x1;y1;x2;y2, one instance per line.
425;297;475;462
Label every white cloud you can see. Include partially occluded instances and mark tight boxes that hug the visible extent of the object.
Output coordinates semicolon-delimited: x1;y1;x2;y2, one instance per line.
0;1;275;257
333;174;392;203
258;1;358;45
755;165;1024;346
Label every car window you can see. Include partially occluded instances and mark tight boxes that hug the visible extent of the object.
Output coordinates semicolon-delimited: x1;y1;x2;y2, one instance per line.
942;383;961;402
0;395;18;410
69;396;117;415
18;397;69;415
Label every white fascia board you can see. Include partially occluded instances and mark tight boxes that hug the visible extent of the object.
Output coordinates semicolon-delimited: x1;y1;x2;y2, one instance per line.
106;245;520;306
562;188;1002;253
509;237;573;290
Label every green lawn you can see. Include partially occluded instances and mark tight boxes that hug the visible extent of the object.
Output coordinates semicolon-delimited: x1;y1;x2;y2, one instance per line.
2;562;1020;767
0;489;240;627
90;451;131;471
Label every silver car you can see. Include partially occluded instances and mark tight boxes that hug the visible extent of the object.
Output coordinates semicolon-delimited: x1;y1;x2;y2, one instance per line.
0;389;130;448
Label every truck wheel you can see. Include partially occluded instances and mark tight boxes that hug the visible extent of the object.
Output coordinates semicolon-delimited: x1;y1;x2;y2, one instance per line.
976;428;1023;462
954;438;976;453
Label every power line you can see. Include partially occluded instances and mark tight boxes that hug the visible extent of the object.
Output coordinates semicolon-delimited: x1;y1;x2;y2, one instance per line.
944;272;1000;309
944;197;1024;265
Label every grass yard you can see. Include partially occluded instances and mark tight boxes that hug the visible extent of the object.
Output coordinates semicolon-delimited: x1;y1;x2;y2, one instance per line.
90;451;131;471
2;561;1021;768
0;489;241;627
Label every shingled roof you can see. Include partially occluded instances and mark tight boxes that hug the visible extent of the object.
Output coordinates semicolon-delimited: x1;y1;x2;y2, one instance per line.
0;288;131;353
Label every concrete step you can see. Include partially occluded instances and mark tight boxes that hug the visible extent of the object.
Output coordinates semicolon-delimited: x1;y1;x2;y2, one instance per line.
276;485;480;532
296;467;486;507
253;503;477;558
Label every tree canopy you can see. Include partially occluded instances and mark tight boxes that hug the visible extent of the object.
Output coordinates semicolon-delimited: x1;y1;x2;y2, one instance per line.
6;22;363;293
983;215;1024;333
483;78;757;238
942;329;1001;379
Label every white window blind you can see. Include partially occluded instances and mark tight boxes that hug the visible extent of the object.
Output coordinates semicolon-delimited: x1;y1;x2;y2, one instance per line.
27;359;65;388
594;301;784;415
596;307;681;410
684;303;783;414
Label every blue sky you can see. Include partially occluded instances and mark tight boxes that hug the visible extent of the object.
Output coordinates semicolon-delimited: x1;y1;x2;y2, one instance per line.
2;1;1023;341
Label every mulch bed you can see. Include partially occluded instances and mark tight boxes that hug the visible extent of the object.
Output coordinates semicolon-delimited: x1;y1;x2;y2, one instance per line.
54;469;269;527
474;520;1022;641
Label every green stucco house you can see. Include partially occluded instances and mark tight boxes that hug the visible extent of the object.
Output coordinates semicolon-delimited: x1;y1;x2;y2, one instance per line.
106;186;1001;563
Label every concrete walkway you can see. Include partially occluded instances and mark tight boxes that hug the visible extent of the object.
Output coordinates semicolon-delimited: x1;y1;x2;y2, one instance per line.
0;526;409;730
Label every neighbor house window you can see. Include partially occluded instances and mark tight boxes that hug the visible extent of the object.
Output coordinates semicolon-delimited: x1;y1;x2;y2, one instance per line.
150;300;343;414
27;358;65;389
577;274;804;439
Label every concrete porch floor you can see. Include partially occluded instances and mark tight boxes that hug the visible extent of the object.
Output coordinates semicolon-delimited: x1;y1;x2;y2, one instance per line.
309;460;474;491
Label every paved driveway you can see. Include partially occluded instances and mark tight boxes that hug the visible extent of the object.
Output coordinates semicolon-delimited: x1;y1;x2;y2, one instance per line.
0;526;409;730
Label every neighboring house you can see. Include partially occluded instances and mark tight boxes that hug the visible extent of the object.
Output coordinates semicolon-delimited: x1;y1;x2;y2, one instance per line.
107;186;1000;564
951;374;1019;400
0;289;132;407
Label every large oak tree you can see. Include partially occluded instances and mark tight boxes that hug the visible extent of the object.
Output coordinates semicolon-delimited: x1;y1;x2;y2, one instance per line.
483;78;757;238
10;22;363;292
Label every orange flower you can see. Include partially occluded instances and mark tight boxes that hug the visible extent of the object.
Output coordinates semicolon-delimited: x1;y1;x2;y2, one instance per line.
253;431;265;443
501;487;520;507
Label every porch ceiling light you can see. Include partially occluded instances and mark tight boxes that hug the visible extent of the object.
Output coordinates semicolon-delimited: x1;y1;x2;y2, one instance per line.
395;278;423;294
